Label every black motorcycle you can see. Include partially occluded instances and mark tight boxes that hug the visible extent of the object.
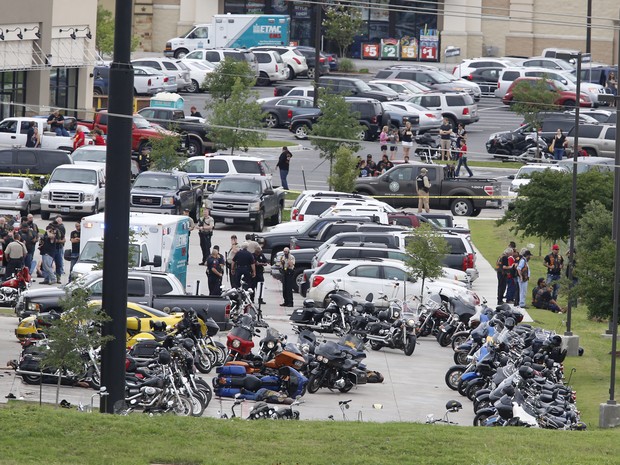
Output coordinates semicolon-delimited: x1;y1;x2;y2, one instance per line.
290;293;354;336
355;303;417;356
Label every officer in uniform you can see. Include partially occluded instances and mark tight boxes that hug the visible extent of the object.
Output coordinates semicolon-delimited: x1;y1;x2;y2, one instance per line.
231;242;255;288
206;247;224;296
253;246;268;304
280;247;295;307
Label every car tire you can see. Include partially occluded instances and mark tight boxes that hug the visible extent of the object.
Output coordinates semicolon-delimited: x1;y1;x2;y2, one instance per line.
20;202;31;218
446;115;458;129
93;200;99;214
253;211;264;232
307;67;315;80
270;205;282;225
585;147;596;157
186;79;200;93
257;72;270;87
174;48;189;59
451;198;473;217
293;268;304;294
41;210;50;220
357;126;369;141
471;208;482;217
265;113;279;129
294;124;309;140
287;66;296;80
563;100;576;109
93;87;103;96
187;138;202;156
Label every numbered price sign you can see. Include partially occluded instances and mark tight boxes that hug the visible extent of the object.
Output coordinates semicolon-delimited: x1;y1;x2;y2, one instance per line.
401;45;418;60
380;39;399;60
361;43;379;59
420;45;437;61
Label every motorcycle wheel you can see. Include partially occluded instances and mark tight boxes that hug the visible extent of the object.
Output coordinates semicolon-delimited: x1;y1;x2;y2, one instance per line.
214;342;228;366
474;399;491;413
473;411;494;427
370;340;383;351
418;322;432;338
188;393;206;417
437;331;453;348
307;372;323;394
453;350;469;366
169;394;193;416
404;335;417;356
457;377;470;397
466;379;487;401
451;331;470;351
444;365;465;391
194;378;213;405
338;380;354;393
195;352;213;374
21;374;42;385
88;372;101;391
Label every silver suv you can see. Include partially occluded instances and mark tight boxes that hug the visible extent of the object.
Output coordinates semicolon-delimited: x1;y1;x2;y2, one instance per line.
406;91;479;127
566;124;616;157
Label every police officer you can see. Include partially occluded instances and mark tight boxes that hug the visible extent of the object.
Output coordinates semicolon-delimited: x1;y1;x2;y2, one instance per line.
280;247;295;307
206;247;224;296
253;246;268;304
231;242;255;288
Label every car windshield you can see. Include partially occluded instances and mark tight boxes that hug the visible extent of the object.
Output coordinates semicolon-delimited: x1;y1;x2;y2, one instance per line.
216;179;260;195
426;70;452;83
0;178;24;188
49;168;98;185
72;148;106;163
356;81;372;92
133;115;152;129
403;81;431;93
134;174;178;190
79;241;141;266
516;167;548;178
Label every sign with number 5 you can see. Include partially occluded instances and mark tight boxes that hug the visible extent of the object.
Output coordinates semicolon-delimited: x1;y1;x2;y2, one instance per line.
362;43;379;59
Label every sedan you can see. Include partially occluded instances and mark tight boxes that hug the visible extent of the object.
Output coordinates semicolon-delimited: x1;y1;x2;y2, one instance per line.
133;66;176;94
383;101;442;133
258;96;316;128
369;79;431;100
0;176;41;216
181;60;215;93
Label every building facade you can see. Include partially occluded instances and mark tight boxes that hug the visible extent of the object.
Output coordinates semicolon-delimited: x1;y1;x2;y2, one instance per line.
0;0;97;120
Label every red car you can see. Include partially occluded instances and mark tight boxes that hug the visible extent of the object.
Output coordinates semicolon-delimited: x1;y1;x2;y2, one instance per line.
502;77;592;108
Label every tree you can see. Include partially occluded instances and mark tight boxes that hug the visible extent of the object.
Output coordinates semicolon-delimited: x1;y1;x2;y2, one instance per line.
575;201;615;320
510;78;560;128
323;5;364;58
96;5;115;56
310;90;361;189
40;287;112;406
328;146;358;192
149;133;184;171
208;78;266;155
404;224;449;303
498;169;613;242
203;58;256;102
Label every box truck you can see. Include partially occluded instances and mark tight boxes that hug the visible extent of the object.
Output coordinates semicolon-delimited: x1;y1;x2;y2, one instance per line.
69;212;191;286
164;14;290;59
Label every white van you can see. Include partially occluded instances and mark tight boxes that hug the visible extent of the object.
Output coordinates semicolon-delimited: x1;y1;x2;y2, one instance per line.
181;155;271;191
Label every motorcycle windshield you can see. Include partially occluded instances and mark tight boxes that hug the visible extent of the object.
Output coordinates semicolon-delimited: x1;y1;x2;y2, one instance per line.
315;341;344;359
229;325;253;341
338;334;365;352
329;293;354;308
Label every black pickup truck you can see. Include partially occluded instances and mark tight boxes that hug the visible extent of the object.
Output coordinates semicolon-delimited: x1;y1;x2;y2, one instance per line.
207;175;285;232
15;270;232;330
354;163;502;217
130;170;203;221
138;107;214;156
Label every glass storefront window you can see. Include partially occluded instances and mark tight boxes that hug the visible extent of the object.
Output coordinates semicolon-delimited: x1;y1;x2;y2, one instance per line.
50;68;78;117
0;71;26;119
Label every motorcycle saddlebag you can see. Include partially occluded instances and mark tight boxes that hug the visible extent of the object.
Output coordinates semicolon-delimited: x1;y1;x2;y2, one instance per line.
130;340;161;359
216;365;247;376
289;308;315;323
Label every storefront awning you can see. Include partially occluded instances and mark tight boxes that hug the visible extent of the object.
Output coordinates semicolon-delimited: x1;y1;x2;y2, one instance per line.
0;37;97;71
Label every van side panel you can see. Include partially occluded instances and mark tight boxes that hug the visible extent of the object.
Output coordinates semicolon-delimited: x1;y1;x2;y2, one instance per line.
165;217;190;287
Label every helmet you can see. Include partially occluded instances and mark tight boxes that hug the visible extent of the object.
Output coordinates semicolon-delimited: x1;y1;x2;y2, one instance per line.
150;320;167;332
158;349;171;365
445;400;462;412
170;307;182;314
181;338;195;351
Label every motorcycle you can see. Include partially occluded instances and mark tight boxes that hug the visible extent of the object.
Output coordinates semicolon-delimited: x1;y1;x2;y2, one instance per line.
416;294;451;338
436;295;477;348
2;266;31;308
290;293;355;336
223;283;266;325
487;132;548;159
354;300;417;356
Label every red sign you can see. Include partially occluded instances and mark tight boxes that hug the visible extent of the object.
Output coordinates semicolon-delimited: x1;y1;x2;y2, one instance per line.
361;43;380;59
420;45;437;61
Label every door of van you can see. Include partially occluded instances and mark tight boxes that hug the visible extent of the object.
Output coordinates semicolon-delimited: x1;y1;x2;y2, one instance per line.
184;26;211;50
0;119;21;148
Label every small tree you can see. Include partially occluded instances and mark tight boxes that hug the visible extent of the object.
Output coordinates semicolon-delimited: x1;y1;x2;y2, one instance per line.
404;224;449;303
310;90;361;188
96;5;139;57
510;78;560;128
208;78;266;155
40;287;112;406
575;201;615;320
323;5;364;58
328;146;358;193
149;134;184;171
203;58;256;102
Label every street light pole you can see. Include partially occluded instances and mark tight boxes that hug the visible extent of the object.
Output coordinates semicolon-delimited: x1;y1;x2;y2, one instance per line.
586;0;592;54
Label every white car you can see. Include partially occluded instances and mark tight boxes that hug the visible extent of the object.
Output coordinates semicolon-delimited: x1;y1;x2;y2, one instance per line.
181;60;215;93
294;196;391;223
369;79;431;100
133;66;167;95
253;50;288;86
251;46;309;79
131;58;191;92
283;86;315;98
306;258;478;308
452;57;522;78
507;164;566;199
382;101;442;133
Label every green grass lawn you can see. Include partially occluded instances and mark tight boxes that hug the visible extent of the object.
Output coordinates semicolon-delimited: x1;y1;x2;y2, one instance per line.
253;139;289;148
0;402;618;465
434;160;524;169
469;219;619;428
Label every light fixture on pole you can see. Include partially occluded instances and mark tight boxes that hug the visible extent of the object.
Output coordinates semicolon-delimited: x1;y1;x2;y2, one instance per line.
76;26;92;40
6;27;23;40
24;26;41;39
59;28;76;40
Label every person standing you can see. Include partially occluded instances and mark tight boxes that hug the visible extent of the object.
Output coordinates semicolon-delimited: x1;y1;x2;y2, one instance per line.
138;146;151;172
92;128;106;146
197;209;214;266
607;72;617;106
388;127;399;160
51;216;65;284
517;249;532;309
416;168;431;213
495;247;512;305
25;122;36;148
25;214;39;275
439;117;453;161
73;126;86;151
69;222;81;280
231;242;256;288
227;235;239;287
379;125;389;157
455;138;473;177
206;248;224;296
551;129;567;161
400;121;414;159
183;208;195;262
276;146;292;190
4;232;27;277
456;123;467;147
544;244;564;300
39;227;57;285
18;222;36;274
190;106;203;118
253;247;268;305
280;247;295;307
504;248;518;304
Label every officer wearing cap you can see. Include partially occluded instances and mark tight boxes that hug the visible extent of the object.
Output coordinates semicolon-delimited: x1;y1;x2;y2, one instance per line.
416;168;431;213
231;241;255;288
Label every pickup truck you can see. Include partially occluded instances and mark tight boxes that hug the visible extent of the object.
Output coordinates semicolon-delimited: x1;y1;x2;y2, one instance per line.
15;270;232;330
137;107;214;156
206;174;285;232
78;111;182;154
130;170;203;220
0;117;74;151
354;163;502;217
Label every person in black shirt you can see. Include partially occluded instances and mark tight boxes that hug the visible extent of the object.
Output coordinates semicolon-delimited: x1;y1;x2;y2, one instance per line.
276;147;292;190
47;110;70;136
365;154;377;176
69;222;81;280
39;227;57;285
18;222;36;273
439;117;453;161
25;122;36;148
50;216;66;284
189;106;203;118
552;128;567;161
253;247;268;305
206;248;224;296
231;242;255;288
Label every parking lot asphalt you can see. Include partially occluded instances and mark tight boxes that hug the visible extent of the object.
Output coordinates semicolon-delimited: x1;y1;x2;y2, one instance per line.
0;215;529;425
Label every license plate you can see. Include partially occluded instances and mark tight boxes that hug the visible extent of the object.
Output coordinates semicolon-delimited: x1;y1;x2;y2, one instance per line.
224;218;233;224
61;207;70;213
0;193;10;199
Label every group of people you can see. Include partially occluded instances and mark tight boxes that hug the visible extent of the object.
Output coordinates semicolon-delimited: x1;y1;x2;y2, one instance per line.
496;242;567;314
24;110;106;150
357;153;394;177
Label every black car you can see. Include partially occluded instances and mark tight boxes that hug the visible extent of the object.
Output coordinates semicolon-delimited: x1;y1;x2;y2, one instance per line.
130;170;202;219
289;97;390;141
295;46;330;79
462;67;502;96
318;76;397;102
0;148;72;178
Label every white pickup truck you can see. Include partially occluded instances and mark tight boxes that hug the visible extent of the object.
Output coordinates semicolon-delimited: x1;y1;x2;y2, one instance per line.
0;117;74;151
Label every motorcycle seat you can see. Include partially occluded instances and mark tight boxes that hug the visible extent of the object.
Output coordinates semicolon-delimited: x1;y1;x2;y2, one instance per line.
343;359;357;371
